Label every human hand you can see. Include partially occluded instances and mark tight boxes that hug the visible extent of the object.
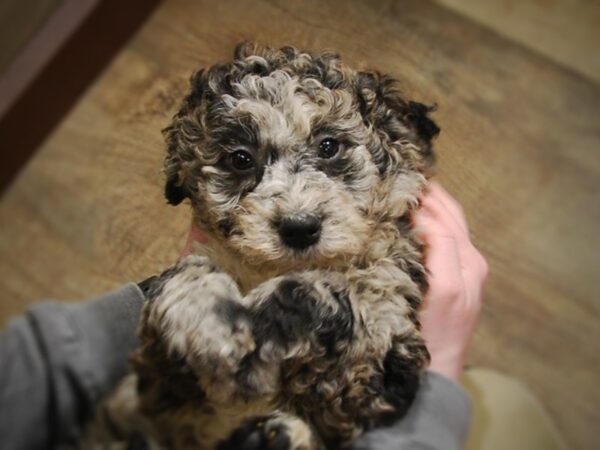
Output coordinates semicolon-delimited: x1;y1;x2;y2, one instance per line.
413;182;489;382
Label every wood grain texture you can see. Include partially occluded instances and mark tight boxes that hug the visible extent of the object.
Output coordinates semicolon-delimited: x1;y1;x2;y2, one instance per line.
0;0;161;191
0;0;598;448
436;0;600;83
0;0;64;73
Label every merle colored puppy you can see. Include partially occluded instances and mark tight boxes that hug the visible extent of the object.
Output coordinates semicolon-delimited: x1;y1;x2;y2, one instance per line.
89;42;440;450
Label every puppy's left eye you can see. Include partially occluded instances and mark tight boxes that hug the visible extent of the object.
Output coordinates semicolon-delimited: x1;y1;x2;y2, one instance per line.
229;150;254;171
318;138;342;159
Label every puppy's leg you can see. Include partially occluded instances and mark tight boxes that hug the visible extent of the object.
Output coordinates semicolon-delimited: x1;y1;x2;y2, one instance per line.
135;255;256;404
240;270;428;446
242;271;354;366
217;411;322;450
380;334;429;419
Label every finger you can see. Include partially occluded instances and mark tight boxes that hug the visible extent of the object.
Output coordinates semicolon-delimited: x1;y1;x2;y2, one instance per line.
421;239;465;315
418;200;487;308
427;182;469;233
424;190;488;293
416;200;479;301
420;190;469;245
461;247;489;301
414;213;463;282
413;205;455;240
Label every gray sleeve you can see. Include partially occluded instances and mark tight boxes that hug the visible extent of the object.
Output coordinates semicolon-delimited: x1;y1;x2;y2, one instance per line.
0;283;145;450
352;371;472;450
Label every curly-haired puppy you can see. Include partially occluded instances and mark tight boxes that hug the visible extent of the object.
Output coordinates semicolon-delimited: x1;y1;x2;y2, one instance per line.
90;42;440;450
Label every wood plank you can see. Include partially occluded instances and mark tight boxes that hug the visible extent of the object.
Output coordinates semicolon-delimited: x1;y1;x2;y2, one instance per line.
0;0;64;73
0;0;161;191
0;0;598;448
436;0;600;83
0;0;99;118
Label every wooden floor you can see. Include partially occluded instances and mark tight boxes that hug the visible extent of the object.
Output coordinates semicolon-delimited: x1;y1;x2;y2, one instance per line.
0;0;64;73
0;0;598;448
437;0;600;83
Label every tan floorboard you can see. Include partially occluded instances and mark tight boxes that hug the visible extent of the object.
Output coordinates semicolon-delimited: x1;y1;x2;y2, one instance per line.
436;0;600;83
0;0;598;448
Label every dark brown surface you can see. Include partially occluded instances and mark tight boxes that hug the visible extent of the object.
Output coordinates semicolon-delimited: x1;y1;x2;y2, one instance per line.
0;0;598;448
0;0;160;192
0;0;64;73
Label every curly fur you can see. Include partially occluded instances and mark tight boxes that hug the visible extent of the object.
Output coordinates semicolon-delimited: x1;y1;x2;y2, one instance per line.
88;42;440;450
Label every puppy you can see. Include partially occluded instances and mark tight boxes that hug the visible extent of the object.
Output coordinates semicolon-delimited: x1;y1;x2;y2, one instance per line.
92;42;440;450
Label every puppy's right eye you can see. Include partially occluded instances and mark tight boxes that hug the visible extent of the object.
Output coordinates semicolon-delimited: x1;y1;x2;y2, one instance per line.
229;150;254;171
318;138;341;159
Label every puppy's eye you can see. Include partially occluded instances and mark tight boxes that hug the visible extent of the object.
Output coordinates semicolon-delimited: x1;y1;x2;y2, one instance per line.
229;150;254;171
318;138;341;159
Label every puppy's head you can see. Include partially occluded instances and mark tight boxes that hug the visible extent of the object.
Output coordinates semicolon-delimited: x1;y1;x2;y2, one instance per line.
164;43;439;269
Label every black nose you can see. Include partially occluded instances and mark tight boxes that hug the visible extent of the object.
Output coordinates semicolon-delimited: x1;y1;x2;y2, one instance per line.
278;216;321;249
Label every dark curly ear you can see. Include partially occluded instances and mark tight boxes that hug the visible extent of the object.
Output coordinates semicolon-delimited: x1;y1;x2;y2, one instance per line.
234;41;260;59
402;101;440;161
164;171;187;206
163;130;191;206
162;69;207;206
356;71;440;171
162;123;191;206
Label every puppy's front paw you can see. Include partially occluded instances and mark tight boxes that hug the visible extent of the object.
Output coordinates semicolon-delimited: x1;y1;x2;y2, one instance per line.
142;256;255;399
217;416;290;450
217;413;318;450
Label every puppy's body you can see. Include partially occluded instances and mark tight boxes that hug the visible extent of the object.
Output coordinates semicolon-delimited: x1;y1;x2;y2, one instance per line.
89;43;439;450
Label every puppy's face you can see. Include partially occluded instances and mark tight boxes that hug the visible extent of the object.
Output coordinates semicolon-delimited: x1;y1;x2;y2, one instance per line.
164;44;439;269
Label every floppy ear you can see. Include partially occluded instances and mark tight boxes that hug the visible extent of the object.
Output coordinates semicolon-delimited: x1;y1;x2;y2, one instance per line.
402;100;440;163
356;71;440;171
164;163;188;206
162;69;207;206
162;119;193;206
233;41;268;60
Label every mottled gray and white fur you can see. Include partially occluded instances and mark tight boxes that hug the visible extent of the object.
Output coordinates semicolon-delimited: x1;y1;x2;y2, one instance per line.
89;42;441;450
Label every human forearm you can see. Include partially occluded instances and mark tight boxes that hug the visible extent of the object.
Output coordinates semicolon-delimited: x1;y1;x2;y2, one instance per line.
352;371;471;450
0;283;144;449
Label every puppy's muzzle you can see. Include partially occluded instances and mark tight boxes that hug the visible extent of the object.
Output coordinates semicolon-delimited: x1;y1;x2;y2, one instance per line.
278;216;321;250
